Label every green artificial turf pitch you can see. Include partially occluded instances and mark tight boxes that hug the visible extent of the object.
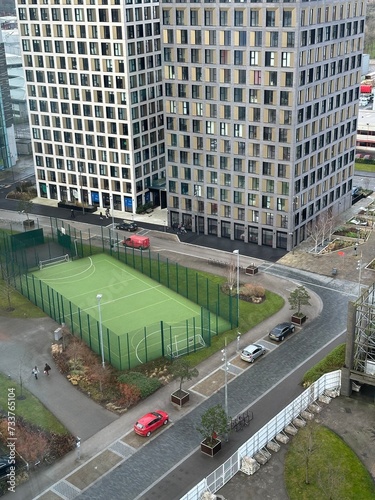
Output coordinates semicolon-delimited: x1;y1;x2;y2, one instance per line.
30;254;229;366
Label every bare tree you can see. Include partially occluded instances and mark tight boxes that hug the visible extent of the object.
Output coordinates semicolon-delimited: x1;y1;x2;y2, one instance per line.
307;211;337;253
0;259;15;312
317;462;345;500
294;422;320;485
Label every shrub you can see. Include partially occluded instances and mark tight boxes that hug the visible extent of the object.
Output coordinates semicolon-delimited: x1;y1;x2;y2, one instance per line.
240;284;265;299
118;371;161;399
240;284;256;298
302;344;345;387
118;383;141;407
253;285;265;298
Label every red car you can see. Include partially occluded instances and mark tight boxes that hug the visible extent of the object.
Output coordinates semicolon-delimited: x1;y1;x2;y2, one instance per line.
134;410;169;437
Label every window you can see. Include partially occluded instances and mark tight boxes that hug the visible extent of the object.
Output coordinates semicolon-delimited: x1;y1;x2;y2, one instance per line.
234;88;243;102
265;51;276;66
250;10;259;27
219;10;228;26
234;51;243;65
234;10;243;26
282;53;291;67
283;11;292;27
270;32;278;47
266;10;275;27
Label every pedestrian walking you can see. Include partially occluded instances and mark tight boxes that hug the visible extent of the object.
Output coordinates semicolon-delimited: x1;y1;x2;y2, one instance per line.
32;366;40;380
105;208;110;219
44;363;51;376
177;223;182;234
99;211;103;220
70;209;75;219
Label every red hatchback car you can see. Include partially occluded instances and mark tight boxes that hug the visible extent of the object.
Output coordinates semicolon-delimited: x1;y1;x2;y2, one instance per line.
134;410;169;437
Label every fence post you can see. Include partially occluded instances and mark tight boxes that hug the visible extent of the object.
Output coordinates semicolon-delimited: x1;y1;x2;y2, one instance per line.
126;332;131;369
160;321;164;357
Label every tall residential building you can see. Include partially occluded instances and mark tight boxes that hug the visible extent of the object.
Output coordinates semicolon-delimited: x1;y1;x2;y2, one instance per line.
17;0;165;213
17;0;365;250
163;0;365;249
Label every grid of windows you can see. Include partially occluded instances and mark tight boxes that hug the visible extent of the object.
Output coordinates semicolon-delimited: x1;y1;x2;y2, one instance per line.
19;0;165;211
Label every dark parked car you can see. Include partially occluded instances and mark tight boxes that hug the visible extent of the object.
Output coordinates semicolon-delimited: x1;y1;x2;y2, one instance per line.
115;221;138;232
269;322;295;342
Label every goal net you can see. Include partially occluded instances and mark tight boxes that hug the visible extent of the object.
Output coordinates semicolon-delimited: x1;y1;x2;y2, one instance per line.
39;254;70;270
166;334;206;358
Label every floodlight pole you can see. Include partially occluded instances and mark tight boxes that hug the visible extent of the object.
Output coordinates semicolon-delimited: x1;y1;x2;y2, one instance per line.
233;250;240;326
96;294;105;368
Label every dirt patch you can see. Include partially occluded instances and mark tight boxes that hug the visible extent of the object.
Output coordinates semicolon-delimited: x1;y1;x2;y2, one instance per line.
66;449;122;490
191;369;235;398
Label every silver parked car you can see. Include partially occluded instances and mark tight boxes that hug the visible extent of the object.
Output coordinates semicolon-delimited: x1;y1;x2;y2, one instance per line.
240;343;266;363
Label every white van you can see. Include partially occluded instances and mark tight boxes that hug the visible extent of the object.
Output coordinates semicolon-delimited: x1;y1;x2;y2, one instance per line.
359;96;370;106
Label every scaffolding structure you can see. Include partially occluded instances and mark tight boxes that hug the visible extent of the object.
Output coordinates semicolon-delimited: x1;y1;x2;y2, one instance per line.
353;283;375;377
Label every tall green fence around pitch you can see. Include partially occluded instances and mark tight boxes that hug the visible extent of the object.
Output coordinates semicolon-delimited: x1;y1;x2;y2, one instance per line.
11;272;212;370
0;225;237;369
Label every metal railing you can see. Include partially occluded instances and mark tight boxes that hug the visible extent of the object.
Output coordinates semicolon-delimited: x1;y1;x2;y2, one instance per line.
180;370;341;500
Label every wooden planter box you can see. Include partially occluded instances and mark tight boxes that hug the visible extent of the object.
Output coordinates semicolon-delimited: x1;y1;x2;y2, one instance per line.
291;314;307;325
200;439;222;457
23;219;35;230
171;390;190;407
245;266;258;275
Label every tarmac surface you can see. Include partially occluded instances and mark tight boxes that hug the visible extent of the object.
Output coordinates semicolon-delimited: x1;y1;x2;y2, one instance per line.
0;158;374;499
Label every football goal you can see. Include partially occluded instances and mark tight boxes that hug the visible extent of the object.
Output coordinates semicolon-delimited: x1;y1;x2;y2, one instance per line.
39;254;70;270
166;334;206;358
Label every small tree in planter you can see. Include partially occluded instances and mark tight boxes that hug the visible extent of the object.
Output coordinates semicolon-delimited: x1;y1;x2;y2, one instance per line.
288;286;311;325
170;358;199;407
18;199;34;229
197;404;228;457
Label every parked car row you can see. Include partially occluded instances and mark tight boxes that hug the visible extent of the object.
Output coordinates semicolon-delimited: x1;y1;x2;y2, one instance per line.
134;322;300;439
240;322;298;365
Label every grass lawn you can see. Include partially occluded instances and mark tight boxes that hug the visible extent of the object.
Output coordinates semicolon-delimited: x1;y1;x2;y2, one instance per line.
285;425;375;500
355;162;375;173
0;373;68;435
0;280;46;318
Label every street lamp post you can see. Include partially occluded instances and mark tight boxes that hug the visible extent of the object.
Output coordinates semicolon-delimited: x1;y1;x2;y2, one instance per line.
357;252;363;297
111;195;115;229
96;294;105;368
233;250;240;326
221;338;229;441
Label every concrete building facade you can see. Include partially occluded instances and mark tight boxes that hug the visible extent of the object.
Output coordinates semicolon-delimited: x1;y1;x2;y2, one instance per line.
17;0;165;213
163;0;365;249
16;0;365;248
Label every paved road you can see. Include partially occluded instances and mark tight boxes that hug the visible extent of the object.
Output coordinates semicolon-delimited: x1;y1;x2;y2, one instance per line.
78;266;352;500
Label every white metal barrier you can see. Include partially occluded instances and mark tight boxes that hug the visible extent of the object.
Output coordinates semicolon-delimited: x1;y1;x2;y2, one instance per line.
180;370;341;500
